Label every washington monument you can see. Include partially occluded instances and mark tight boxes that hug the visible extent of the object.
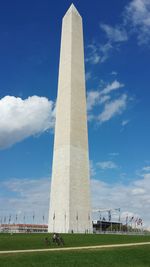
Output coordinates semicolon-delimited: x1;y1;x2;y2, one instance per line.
48;4;92;233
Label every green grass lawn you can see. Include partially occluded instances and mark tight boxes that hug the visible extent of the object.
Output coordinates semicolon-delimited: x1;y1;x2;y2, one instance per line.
0;233;150;251
0;245;150;267
0;234;150;267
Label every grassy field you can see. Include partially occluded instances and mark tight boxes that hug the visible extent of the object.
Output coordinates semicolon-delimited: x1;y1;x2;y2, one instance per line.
0;233;150;267
0;245;150;267
0;233;150;251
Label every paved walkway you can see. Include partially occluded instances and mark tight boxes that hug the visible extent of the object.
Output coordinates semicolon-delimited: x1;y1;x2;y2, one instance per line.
0;242;150;254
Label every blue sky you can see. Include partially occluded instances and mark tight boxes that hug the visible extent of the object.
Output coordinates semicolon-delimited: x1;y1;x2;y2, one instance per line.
0;0;150;228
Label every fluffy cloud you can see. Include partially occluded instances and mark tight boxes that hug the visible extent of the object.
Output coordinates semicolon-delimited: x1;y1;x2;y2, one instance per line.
142;166;150;172
1;173;150;228
99;42;113;63
99;95;111;104
86;43;113;64
86;1;150;68
85;71;92;81
86;44;101;65
87;91;100;111
86;22;128;65
87;80;124;111
90;160;97;177
101;80;124;95
100;0;150;47
100;24;128;42
87;79;128;123
124;0;150;45
111;71;118;76
98;94;127;123
97;161;118;170
0;178;50;224
0;82;127;150
0;96;55;149
109;152;119;157
121;119;130;127
91;173;150;228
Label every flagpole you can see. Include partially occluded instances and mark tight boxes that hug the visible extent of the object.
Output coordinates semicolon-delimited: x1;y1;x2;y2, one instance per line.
64;212;66;233
53;212;55;232
76;212;78;233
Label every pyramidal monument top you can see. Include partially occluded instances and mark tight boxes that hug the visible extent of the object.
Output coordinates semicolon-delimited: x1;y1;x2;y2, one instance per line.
64;3;81;17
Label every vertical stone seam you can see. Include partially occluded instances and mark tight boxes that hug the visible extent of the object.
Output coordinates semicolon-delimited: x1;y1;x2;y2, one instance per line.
68;10;73;232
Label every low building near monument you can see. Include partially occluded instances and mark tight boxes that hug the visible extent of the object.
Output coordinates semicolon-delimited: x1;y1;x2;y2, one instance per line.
0;224;47;233
93;220;122;233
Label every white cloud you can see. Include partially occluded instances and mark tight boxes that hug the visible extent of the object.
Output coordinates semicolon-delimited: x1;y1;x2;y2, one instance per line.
1;84;126;150
86;1;150;69
87;91;100;111
131;188;145;195
111;71;118;76
99;95;111;104
86;42;113;64
87;90;111;114
143;166;150;172
85;71;92;81
101;80;124;95
124;0;150;45
0;177;50;224
87;79;128;124
109;152;119;157
91;54;100;64
0;96;55;149
90;160;96;178
1;172;150;228
98;0;150;53
87;80;124;112
98;94;128;123
86;44;101;65
121;119;130;126
99;42;113;62
97;161;118;170
91;173;150;228
100;24;128;42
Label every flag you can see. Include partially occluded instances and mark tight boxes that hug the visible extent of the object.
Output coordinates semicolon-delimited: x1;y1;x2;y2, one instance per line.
108;211;111;222
53;213;55;220
138;218;142;225
129;216;134;222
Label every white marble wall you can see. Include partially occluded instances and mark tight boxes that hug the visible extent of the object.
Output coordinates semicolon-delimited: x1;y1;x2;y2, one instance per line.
48;5;92;233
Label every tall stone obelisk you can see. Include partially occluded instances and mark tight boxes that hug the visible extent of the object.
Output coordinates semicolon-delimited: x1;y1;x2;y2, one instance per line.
48;4;92;233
